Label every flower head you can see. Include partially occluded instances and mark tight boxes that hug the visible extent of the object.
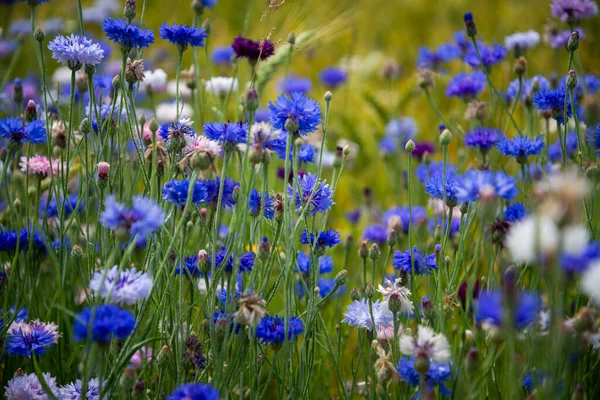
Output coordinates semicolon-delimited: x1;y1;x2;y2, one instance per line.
463;42;507;69
393;247;437;275
5;372;58;400
533;87;576;124
507;75;551;101
162;179;208;206
279;75;312;94
73;304;135;343
456;169;518;203
269;92;322;136
383;206;427;233
249;188;274;219
504;203;527;222
476;290;541;329
256;315;304;345
400;325;451;363
231;36;275;62
288;173;333;215
300;229;341;249
6;320;60;358
417;43;461;70
100;195;164;244
204;177;239;208
89;266;152;305
378;278;414;314
446;71;487;100
211;46;235;65
319;66;348;89
551;0;598;22
58;378;103;400
48;34;104;70
362;224;388;245
0;117;46;146
397;358;452;397
342;299;393;331
102;18;154;51
20;155;63;177
464;127;502;152
504;30;540;53
497;135;544;162
167;383;219;400
160;23;207;51
158;118;196;149
203;121;248;151
425;173;460;206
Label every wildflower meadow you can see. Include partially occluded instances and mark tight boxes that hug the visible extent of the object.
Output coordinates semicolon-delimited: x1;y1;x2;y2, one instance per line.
2;0;600;398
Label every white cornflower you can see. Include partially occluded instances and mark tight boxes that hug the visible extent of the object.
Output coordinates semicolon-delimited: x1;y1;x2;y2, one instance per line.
505;30;541;51
167;80;192;98
377;278;414;314
582;260;600;302
89;266;153;306
205;77;238;97
399;325;450;363
140;69;168;93
156;102;193;123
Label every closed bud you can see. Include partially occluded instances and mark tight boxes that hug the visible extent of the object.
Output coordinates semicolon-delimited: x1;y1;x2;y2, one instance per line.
157;345;170;366
513;57;527;76
148;117;159;134
201;18;211;35
405;139;415;153
25;100;37;122
84;63;96;77
567;31;580;51
34;26;45;42
345;234;354;251
112;75;121;90
335;270;348;286
258;237;270;261
421;296;433;318
417;69;434;89
324;91;333;102
139;113;147;127
464;12;478;37
71;245;83;259
124;0;137;22
365;282;375;299
503;266;517;298
350;287;361;301
359;241;369;259
198;249;210;274
245;88;259;112
284;117;299;134
465;347;479;373
439;129;452;146
80;118;90;135
369;243;381;261
76;73;88;93
132;380;145;400
567;70;578;91
444;256;451;268
572;384;586;400
119;367;136;392
12;79;23;105
388;229;398;247
126;58;145;85
460;202;469;214
287;32;296;45
414;352;431;375
343;145;351;157
389;293;404;314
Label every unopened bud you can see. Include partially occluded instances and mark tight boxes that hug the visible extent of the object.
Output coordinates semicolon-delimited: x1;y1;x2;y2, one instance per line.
335;270;348;286
513;57;527;76
324;91;333;102
80;118;90;135
405;139;415;153
439;129;453;146
245;88;259;112
566;70;578;91
567;31;580;51
350;287;361;301
34;26;45;42
25;100;37;122
365;282;375;299
369;243;381;261
71;245;83;259
464;12;477;37
359;241;369;259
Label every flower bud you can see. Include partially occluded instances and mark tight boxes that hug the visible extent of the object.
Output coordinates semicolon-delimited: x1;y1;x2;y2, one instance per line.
124;0;137;22
324;91;333;102
465;347;479;373
405;139;415;153
387;229;398;247
417;69;434;89
567;31;580;51
12;79;23;105
439;129;453;146
34;26;45;42
566;70;578;91
258;237;270;261
359;241;369;259
119;367;136;393
414;351;431;374
25;100;37;122
365;282;375;299
284;117;299;134
112;75;121;90
126;58;145;85
80;118;90;135
287;32;296;45
335;270;348;286
97;162;110;188
351;287;361;301
245;88;259;112
369;243;381;261
198;249;210;274
71;245;83;259
201;18;211;35
132;380;145;400
513;57;527;76
464;12;477;37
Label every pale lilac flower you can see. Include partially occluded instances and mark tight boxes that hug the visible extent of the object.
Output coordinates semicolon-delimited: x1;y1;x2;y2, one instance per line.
5;372;58;399
342;299;393;331
504;30;541;52
551;0;598;22
399;325;451;363
139;69;168;93
89;266;153;305
205;76;238;97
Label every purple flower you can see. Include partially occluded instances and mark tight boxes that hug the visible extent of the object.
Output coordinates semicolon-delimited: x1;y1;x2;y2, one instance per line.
463;42;507;69
393;247;437;275
5;373;58;399
59;378;103;400
464;127;502;152
100;195;164;244
231;36;275;62
319;66;348;88
551;0;598;22
362;224;388;245
446;71;487;100
160;23;207;51
48;34;104;70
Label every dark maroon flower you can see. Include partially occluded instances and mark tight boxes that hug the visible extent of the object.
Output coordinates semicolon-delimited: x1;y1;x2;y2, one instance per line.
411;141;436;159
458;280;480;309
231;36;275;62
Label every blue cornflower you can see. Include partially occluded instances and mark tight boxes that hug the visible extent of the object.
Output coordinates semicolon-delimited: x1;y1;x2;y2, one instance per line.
209;246;233;272
159;23;207;51
269;132;316;163
0;306;28;330
397;357;452;399
0;116;46;146
393;247;437;275
453;31;473;54
417;43;461;70
19;228;46;254
380;117;419;153
100;195;164;244
204;177;239;208
383;206;427;233
41;194;82;218
588;124;600;154
476;290;540;329
446;71;487;100
415;162;458;185
102;18;154;51
362;224;388;245
269;92;322;136
162;179;208;206
175;255;201;276
73;305;135;342
533;87;576;124
464;127;502;153
239;251;255;273
167;383;219;400
48;34;104;70
6;320;60;358
345;208;361;224
58;378;103;400
456;169;518;203
504;203;527;222
548;131;579;162
429;216;460;238
255;315;304;346
425;173;460;206
211;45;235;65
561;242;600;274
319;66;347;89
497;135;544;163
300;229;341;249
463;42;507;69
288;173;333;215
507;75;551;101
249;188;274;219
158;118;196;149
279;75;312;94
203;121;248;151
342;299;393;331
200;0;217;8
296;251;334;275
